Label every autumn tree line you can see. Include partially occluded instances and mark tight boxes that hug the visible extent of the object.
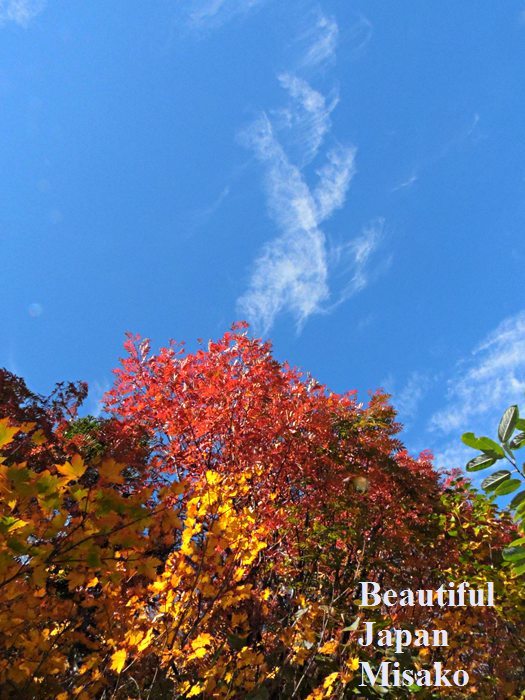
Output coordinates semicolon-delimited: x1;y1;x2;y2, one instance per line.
0;324;523;698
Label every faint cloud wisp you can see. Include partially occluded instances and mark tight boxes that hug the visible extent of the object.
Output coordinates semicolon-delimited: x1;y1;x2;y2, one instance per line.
347;13;373;57
299;12;339;69
0;0;44;27
390;112;485;195
334;219;384;301
395;371;432;426
183;186;230;237
185;0;266;31
391;171;418;193
88;380;111;418
28;302;43;318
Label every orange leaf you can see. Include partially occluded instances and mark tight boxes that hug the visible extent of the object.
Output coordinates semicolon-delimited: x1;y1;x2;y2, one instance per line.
99;458;125;484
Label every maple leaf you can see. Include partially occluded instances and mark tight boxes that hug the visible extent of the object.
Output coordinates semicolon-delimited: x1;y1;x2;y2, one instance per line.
110;649;126;674
56;454;87;480
0;418;19;448
99;458;125;484
191;632;213;650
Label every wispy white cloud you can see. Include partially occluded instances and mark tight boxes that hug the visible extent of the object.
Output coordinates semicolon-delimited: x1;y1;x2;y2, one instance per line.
431;312;525;434
299;12;339;69
0;0;44;27
237;111;351;333
314;145;356;220
237;109;358;333
429;310;525;467
277;73;337;167
297;10;372;68
329;219;383;302
185;0;265;30
237;14;383;334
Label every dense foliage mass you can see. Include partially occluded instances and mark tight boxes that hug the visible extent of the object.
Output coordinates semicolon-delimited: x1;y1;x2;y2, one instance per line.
462;404;525;579
0;325;523;698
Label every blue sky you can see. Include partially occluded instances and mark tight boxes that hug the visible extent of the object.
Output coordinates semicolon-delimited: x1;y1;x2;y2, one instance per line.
2;0;525;470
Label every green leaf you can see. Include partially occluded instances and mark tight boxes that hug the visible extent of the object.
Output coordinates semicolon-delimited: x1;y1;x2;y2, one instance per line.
466;454;496;472
36;473;60;495
481;470;510;492
86;549;101;567
0;515;29;535
461;433;484;449
516;418;525;431
498;405;519;443
512;560;525;576
494;478;521;496
6;537;29;555
510;490;525;510
510;432;525;450
509;536;525;547
515;498;525;516
479;438;505;457
461;433;504;457
7;466;30;488
513;509;525;525
502;546;525;562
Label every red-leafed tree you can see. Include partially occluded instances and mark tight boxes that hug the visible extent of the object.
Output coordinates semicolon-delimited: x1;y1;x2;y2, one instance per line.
105;324;441;556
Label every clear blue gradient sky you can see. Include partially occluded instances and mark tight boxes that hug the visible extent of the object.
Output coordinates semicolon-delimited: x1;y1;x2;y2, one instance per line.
2;0;525;469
